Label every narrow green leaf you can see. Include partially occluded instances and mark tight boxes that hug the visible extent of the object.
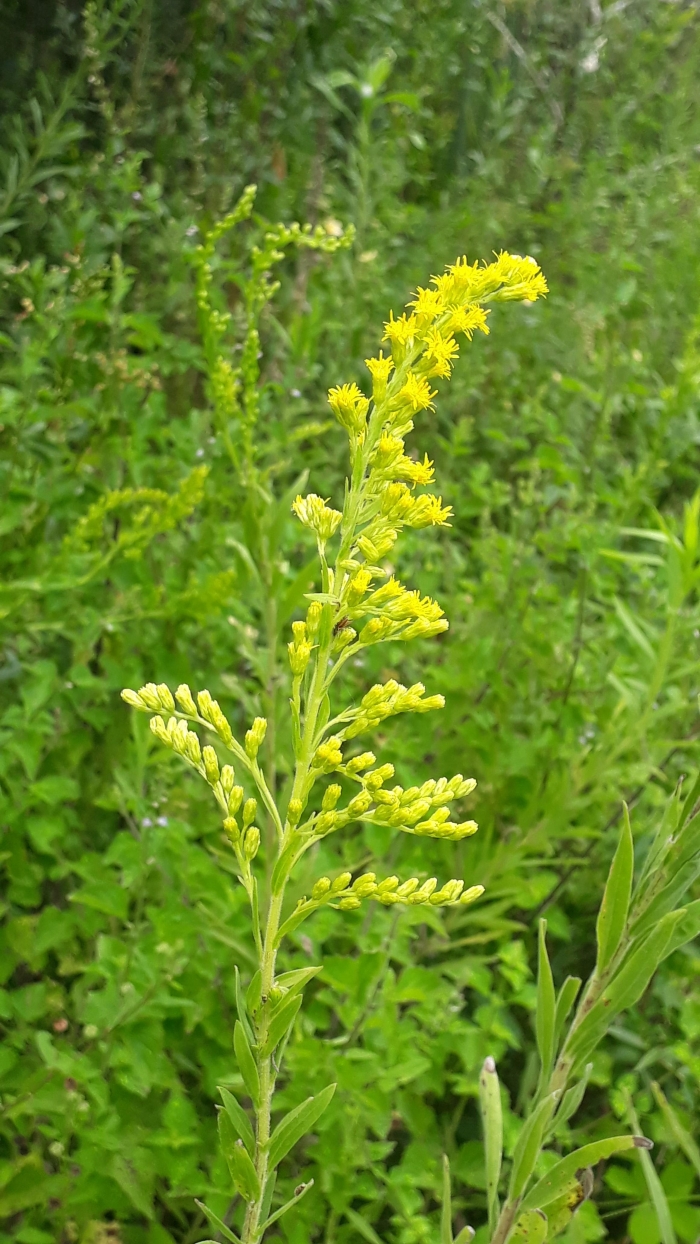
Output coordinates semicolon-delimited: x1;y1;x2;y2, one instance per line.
596;806;634;972
508;1209;547;1244
268;1082;336;1170
260;1171;277;1226
651;1081;700;1179
555;1063;592;1130
259;992;302;1058
541;1179;588;1238
553;977;581;1050
194;1200;242;1244
521;1135;652;1213
260;1179;314;1232
479;1056;502;1233
218;1112;261;1202
536;919;556;1084
234;1020;260;1106
441;1153;453;1244
246;970;262;1017
345;1208;384;1244
274;965;323;997
625;1091;676;1244
219;1086;255;1157
454;1228;475;1244
235;965;254;1044
508;1093;558;1200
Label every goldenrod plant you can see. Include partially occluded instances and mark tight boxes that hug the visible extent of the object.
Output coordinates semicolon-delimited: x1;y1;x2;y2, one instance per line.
121;188;548;1244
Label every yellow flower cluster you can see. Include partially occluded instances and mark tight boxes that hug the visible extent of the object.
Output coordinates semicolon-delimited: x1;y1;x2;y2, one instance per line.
276;870;485;943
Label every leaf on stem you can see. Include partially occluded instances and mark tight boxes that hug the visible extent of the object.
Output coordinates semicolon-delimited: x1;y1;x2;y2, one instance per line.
219;1111;261;1202
520;1135;652;1213
535;919;555;1085
479;1056;502;1233
234;1019;260;1106
260;1178;314;1232
194;1199;243;1244
553;976;581;1050
441;1153;453;1244
219;1085;255;1156
509;1208;547;1244
624;1089;676;1244
651;1081;700;1178
508;1092;559;1200
268;1082;336;1170
596;804;634;972
259;992;302;1058
235;964;255;1044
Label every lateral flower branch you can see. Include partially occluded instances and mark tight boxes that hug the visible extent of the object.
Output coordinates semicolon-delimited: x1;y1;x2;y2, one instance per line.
122;232;548;1244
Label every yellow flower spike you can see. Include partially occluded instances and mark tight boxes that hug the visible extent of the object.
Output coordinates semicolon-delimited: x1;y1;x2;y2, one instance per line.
328;382;370;434
447;305;491;339
420;329;460;379
292;493;343;544
408;286;445;324
395;372;437;413
364;351;394;401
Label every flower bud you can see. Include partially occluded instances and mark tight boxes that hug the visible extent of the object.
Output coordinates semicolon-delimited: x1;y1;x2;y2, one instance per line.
331;626;356;654
245;717;267;759
185;731;201;766
122;688;146;710
149;715;169;744
376;876;399;895
292;620;307;644
243;798;257;828
243;826;260;861
228;785;244;815
331;871;352;893
138;683;162;711
305;601;322;640
312;877;331;900
202;745;219;785
176;684;198;715
156;683;175;713
347;790;373;817
322;784;342;811
224;817;240;845
460;884;485;905
288;639;311;676
338;895;362;911
396;878;419;898
220;765;236;794
287;798;303;826
345;752;376;775
352;872;377;897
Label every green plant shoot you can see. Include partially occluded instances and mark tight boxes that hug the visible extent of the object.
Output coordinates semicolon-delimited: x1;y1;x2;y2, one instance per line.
121;196;548;1244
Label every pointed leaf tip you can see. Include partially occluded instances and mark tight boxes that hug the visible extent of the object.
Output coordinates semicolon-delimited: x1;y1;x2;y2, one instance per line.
483;1055;496;1073
634;1136;654;1149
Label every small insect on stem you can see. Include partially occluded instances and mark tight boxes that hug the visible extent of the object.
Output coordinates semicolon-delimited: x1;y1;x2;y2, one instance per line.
333;616;350;635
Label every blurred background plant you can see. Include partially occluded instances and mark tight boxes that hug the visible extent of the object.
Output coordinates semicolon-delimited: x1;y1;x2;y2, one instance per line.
1;1;700;1243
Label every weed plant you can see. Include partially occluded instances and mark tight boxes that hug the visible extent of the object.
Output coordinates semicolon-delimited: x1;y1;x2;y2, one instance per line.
1;2;700;1243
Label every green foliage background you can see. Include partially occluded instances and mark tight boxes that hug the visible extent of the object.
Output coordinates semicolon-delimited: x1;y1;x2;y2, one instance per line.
1;1;700;1242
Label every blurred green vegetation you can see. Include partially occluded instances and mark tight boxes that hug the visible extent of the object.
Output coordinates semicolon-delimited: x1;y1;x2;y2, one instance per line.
1;2;700;1243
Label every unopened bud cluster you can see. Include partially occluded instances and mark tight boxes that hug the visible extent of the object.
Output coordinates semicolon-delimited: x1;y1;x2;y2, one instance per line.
302;870;484;916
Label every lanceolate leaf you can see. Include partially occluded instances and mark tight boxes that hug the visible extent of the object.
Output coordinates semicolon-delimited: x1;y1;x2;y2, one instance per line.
194;1200;242;1244
508;1093;558;1200
218;1112;261;1202
596;805;634;972
535;919;556;1084
219;1085;255;1156
625;1091;676;1244
479;1057;503;1233
442;1153;453;1244
268;1083;336;1170
520;1135;652;1213
553;976;581;1050
555;1063;592;1130
235;964;254;1044
260;1178;314;1232
234;1020;260;1106
651;1081;700;1179
508;1208;547;1244
259;992;302;1058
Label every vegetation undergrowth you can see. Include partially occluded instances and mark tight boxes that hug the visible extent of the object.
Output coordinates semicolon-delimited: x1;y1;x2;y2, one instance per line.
1;2;700;1243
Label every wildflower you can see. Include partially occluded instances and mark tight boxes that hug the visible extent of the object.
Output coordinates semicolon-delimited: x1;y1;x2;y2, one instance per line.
328;382;369;434
293;493;343;545
365;351;394;400
395;372;437;413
